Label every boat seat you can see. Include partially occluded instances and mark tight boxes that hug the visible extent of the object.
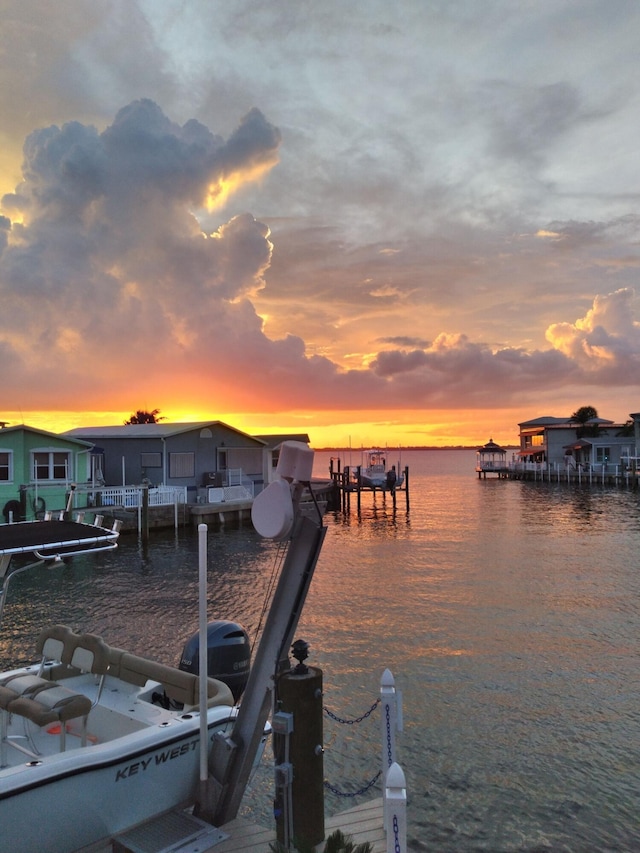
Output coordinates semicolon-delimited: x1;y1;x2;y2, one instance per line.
69;632;111;707
115;653;234;709
7;684;92;751
0;625;76;710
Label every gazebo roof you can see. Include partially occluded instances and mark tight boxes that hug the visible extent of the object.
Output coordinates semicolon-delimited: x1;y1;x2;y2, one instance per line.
477;438;506;453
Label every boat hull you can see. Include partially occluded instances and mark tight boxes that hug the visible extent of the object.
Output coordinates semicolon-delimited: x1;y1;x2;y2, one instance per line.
0;711;250;853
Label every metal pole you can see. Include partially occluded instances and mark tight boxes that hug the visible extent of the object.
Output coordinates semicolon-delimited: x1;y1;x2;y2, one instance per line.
198;524;209;799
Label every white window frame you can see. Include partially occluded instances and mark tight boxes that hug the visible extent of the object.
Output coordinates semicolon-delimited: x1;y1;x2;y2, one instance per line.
31;448;73;482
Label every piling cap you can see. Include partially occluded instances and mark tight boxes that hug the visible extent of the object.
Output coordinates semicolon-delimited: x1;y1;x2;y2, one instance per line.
291;638;310;674
386;762;406;790
381;668;395;688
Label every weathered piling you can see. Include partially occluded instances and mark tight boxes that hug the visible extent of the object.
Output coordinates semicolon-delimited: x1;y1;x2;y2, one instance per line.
273;641;325;849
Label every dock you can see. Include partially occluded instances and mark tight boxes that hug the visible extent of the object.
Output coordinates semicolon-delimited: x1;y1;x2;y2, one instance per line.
477;463;640;488
82;799;386;853
328;463;410;514
205;798;385;852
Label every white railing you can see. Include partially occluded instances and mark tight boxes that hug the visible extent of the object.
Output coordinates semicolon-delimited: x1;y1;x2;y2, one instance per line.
207;484;254;503
506;460;640;485
76;485;187;509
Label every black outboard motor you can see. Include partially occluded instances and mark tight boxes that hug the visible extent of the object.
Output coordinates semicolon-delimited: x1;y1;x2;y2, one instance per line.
179;620;251;703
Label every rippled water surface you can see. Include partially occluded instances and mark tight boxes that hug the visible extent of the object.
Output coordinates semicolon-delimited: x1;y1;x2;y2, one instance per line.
3;450;640;851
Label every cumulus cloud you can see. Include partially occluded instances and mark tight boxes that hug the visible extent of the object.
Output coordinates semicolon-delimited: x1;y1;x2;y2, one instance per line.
1;99;640;419
546;288;640;372
0;100;282;407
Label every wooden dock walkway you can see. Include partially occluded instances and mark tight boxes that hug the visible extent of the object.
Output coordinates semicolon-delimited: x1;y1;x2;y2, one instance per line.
88;798;386;853
210;798;385;852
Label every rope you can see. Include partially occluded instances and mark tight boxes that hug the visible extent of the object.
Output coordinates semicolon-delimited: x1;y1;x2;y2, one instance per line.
250;539;287;657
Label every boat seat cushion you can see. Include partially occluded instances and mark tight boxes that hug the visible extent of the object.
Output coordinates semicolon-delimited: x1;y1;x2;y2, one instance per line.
8;683;92;727
0;625;79;707
70;633;111;676
0;674;51;709
35;624;76;666
117;653;233;708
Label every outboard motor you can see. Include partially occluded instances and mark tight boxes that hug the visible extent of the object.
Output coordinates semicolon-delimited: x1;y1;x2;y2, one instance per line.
179;620;251;703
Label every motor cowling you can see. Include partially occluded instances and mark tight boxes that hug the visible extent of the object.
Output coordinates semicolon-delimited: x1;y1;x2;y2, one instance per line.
179;620;251;703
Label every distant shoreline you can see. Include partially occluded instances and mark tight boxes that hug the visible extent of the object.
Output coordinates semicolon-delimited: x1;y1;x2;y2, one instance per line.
314;445;520;452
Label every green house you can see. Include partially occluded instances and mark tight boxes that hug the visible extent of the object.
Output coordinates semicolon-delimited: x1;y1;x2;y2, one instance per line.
0;425;94;522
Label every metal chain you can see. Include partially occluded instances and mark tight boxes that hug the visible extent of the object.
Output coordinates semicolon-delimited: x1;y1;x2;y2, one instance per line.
323;697;380;725
322;693;382;798
324;770;381;798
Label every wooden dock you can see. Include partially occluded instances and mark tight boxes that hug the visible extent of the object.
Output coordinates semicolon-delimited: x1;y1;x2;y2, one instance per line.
209;798;385;852
328;467;410;514
85;798;386;853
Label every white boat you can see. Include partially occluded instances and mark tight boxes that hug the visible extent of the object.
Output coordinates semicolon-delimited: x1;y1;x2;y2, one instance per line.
354;449;404;491
0;441;326;852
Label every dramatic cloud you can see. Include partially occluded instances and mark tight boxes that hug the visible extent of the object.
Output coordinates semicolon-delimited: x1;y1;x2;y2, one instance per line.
0;100;283;406
546;288;640;373
1;2;640;444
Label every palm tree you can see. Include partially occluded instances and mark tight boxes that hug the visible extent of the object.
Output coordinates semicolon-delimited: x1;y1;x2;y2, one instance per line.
570;405;599;438
124;409;165;424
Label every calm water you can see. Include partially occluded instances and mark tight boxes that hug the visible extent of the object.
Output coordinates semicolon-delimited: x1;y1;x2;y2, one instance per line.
2;450;640;852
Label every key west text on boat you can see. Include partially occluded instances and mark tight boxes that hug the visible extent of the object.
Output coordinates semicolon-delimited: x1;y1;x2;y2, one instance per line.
0;441;326;852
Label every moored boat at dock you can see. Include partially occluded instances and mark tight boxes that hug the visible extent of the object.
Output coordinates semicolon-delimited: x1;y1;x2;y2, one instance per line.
0;441;327;853
353;448;404;491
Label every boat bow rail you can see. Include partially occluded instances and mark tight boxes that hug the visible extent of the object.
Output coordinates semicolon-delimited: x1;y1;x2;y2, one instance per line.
0;517;121;633
0;518;120;564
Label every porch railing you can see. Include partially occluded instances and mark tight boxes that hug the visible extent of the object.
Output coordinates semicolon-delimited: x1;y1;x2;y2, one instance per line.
73;485;188;509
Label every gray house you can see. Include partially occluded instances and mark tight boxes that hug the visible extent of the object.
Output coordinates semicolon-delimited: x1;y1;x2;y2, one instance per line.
518;414;635;470
64;422;268;503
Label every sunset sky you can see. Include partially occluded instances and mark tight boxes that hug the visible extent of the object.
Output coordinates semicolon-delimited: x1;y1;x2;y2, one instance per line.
1;1;640;448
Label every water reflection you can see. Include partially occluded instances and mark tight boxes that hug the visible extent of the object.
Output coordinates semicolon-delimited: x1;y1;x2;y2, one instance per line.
3;452;640;849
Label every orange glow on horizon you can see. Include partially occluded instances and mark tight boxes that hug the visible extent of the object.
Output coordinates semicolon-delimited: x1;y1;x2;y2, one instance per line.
1;407;524;448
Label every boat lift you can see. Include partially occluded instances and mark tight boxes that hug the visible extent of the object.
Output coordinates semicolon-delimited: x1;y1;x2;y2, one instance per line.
203;441;327;826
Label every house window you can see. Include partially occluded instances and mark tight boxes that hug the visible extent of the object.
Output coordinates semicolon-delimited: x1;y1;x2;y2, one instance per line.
169;452;195;478
0;451;12;482
595;447;610;464
140;452;162;468
32;450;71;481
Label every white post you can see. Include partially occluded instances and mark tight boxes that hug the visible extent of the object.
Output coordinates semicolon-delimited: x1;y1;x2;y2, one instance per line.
198;524;209;787
381;669;401;777
384;762;407;853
